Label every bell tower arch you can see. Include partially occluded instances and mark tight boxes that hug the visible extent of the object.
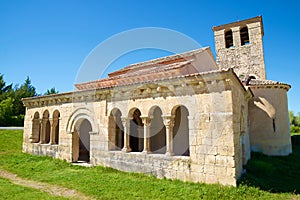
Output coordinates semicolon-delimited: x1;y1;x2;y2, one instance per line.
213;16;266;79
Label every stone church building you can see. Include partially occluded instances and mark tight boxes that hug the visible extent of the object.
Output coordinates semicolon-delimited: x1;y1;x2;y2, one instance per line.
22;16;292;186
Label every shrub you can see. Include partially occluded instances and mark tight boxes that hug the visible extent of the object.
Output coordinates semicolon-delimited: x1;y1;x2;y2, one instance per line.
290;125;300;133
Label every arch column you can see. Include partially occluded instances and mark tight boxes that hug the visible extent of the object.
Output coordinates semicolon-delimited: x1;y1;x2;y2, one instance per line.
162;115;175;156
72;131;79;162
141;116;151;154
121;117;132;152
30;118;40;143
39;118;47;144
47;118;53;144
49;118;54;144
50;118;59;144
108;116;117;150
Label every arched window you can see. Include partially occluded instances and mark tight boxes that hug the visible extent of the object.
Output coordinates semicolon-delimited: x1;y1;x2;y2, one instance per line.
129;109;144;152
225;29;234;48
52;110;60;145
149;107;166;154
31;112;40;143
108;108;124;150
172;105;189;156
42;110;51;144
240;26;250;46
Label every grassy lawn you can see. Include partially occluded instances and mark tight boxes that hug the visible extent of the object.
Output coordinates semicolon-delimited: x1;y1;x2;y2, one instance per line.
0;130;299;199
0;177;68;200
240;135;300;193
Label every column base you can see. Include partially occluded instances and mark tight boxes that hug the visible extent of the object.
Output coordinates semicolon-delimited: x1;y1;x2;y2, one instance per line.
142;150;152;154
122;147;132;153
165;151;174;156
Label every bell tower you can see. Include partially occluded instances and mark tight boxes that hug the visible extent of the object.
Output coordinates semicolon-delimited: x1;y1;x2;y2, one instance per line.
213;16;266;80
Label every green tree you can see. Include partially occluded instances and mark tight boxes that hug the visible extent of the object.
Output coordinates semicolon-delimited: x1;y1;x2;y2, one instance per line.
289;110;300;134
291;125;300;133
289;111;295;125
296;112;300;127
0;75;37;126
0;74;12;102
13;77;37;116
0;97;14;126
44;87;59;95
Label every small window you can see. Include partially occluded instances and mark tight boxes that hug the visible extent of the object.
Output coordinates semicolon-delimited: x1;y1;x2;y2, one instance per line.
225;30;234;48
240;27;250;46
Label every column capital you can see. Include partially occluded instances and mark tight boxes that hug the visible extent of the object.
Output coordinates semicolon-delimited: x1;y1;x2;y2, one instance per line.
121;117;132;128
162;115;175;127
121;116;132;122
162;115;175;156
121;116;132;153
141;116;151;154
141;116;151;126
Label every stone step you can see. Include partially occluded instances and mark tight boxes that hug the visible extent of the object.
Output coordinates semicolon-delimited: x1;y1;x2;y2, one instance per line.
72;161;92;167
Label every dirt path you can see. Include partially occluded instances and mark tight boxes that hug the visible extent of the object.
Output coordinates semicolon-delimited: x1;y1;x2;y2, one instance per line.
0;169;92;200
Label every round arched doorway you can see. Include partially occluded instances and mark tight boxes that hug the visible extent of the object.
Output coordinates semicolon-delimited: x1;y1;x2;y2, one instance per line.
72;119;92;163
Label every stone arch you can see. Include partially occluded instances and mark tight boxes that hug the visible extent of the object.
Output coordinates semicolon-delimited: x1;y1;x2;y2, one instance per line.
66;108;98;163
172;105;190;156
240;26;250;46
72;118;92;162
52;110;60;145
66;107;99;134
30;111;40;143
108;108;124;150
41;110;51;144
248;74;258;80
225;29;233;48
148;106;166;154
128;107;144;152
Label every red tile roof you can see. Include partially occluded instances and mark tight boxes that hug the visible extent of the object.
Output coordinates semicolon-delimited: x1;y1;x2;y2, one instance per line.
75;47;216;90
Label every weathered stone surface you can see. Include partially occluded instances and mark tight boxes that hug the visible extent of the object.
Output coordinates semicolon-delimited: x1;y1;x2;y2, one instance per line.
214;16;265;80
21;16;292;187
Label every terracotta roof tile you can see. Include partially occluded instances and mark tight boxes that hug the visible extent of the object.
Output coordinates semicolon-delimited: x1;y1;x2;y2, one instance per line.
108;47;209;77
247;79;290;87
75;47;216;90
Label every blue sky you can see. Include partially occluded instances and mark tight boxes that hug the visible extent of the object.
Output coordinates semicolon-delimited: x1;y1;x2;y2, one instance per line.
0;0;299;112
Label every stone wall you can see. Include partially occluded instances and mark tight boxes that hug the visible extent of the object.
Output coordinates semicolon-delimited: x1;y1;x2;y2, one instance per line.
231;79;252;178
22;70;247;186
214;17;266;80
101;91;238;185
23;101;103;161
248;86;292;156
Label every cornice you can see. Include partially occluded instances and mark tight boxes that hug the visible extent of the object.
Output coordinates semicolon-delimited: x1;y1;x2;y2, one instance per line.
23;69;236;108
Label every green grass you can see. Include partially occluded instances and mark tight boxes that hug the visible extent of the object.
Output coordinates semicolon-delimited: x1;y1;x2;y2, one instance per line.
0;177;68;200
0;130;299;199
240;141;300;193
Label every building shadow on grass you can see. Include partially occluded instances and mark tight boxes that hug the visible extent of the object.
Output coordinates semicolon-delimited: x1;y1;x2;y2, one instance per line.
239;135;300;194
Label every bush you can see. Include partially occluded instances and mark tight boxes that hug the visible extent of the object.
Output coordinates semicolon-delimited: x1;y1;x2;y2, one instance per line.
0;97;14;126
10;115;24;126
290;125;300;133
